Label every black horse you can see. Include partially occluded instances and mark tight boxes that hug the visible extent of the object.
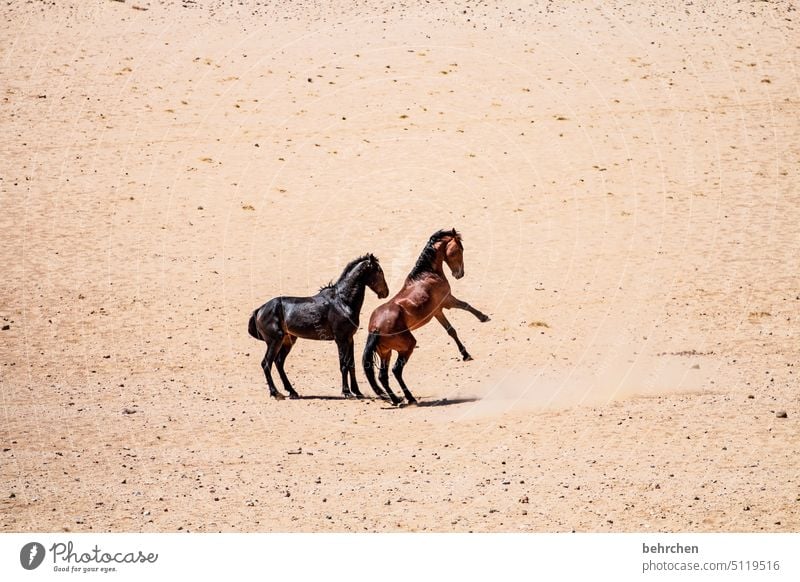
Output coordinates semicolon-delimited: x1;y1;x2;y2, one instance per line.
248;254;389;400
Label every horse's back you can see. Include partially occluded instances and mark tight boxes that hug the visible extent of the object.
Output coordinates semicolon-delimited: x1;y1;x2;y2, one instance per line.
253;293;315;320
280;293;336;340
251;289;338;341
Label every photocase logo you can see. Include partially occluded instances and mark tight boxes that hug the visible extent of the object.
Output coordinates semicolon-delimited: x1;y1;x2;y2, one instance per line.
20;542;46;570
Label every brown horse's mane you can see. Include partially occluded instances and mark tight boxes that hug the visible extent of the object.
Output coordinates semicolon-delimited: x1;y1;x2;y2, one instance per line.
408;229;462;279
320;253;379;290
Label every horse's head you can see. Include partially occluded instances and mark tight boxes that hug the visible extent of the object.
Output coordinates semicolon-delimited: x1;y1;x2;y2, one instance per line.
364;254;389;298
441;228;465;279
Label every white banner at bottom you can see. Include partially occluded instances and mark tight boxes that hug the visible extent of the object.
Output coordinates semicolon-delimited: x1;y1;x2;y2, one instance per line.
1;533;796;581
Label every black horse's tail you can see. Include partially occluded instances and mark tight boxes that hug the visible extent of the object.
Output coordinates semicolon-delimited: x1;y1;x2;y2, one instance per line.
362;331;382;394
248;310;260;340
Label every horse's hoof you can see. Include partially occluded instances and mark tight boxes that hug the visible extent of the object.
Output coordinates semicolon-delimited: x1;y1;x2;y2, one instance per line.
343;392;355;399
352;392;365;400
390;398;402;406
479;314;491;323
463;353;474;361
405;398;418;406
288;392;301;400
271;392;285;401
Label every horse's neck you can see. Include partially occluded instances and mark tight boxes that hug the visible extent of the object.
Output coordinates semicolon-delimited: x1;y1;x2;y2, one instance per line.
422;248;446;277
335;267;367;309
431;249;446;275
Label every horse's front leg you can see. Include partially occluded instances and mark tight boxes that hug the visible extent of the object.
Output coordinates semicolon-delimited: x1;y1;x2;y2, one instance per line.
345;338;364;398
336;339;355;398
446;295;490;322
435;312;473;361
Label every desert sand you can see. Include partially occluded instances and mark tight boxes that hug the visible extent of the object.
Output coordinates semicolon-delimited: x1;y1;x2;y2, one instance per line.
1;0;798;532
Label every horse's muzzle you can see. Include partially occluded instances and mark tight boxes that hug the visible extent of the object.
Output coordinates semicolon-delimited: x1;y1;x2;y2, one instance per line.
378;289;389;299
454;269;465;279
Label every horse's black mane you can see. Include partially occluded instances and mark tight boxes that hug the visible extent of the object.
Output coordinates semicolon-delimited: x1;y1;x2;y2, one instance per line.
320;253;379;290
408;229;462;278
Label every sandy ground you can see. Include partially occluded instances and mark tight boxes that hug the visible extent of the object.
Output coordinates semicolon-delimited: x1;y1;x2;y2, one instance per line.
1;0;798;532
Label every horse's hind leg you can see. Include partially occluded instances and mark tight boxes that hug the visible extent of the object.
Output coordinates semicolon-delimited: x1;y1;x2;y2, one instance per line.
275;337;299;399
261;338;285;400
392;333;418;405
378;352;401;406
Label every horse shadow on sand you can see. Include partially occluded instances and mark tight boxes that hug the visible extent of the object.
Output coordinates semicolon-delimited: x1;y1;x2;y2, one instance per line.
294;394;351;401
293;395;481;408
381;396;481;409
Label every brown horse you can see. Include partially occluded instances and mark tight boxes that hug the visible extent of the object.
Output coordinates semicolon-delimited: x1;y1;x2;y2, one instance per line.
362;229;490;405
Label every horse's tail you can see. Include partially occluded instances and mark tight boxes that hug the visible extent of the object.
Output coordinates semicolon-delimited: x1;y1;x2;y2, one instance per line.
362;331;382;393
248;310;260;340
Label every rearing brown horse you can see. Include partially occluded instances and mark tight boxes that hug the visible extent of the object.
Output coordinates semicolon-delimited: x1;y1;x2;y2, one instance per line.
362;228;490;405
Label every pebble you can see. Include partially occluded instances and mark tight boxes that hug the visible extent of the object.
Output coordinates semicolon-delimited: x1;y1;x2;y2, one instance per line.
776;411;788;418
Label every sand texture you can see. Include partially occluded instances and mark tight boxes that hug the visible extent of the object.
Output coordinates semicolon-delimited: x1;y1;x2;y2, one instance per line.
1;1;798;532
